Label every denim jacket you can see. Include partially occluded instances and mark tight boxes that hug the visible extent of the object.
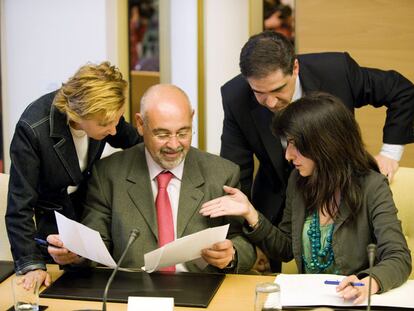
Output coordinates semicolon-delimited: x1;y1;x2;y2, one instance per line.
5;91;141;274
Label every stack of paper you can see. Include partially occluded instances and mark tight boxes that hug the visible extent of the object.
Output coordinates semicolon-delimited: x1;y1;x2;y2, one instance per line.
274;273;414;309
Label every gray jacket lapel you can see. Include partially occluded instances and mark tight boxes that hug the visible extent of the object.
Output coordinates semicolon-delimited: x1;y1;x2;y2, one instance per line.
291;192;306;270
177;149;204;238
126;145;158;239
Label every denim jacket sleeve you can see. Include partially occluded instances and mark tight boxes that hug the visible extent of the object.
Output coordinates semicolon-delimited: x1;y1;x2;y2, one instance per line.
6;119;47;273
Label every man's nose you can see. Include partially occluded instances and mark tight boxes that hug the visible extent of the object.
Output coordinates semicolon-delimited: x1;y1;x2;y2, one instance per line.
264;95;278;110
166;135;181;149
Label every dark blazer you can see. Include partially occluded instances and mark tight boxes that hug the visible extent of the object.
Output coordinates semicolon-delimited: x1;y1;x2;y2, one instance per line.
221;52;414;224
6;91;141;273
245;170;412;293
82;144;257;273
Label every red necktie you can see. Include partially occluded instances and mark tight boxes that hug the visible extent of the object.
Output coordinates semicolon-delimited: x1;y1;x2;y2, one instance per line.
155;171;176;272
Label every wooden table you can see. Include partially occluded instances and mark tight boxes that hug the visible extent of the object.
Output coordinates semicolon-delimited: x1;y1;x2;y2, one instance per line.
0;265;275;311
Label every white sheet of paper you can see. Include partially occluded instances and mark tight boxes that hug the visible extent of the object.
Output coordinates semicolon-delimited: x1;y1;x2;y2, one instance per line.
144;224;229;273
127;297;174;311
54;211;116;267
274;273;414;308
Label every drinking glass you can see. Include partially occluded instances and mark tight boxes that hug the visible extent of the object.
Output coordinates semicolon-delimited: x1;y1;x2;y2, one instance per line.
12;275;39;311
254;282;281;311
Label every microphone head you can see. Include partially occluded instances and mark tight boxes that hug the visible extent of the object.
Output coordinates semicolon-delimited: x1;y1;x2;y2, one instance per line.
130;228;140;241
367;243;376;253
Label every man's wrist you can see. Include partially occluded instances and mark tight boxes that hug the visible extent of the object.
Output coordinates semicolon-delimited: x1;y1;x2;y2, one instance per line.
224;247;238;270
380;143;404;161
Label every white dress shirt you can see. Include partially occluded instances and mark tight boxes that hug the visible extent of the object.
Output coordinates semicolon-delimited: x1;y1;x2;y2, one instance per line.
68;126;89;194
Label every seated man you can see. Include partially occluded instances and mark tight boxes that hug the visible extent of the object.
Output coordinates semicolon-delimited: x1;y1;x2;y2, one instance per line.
48;84;256;273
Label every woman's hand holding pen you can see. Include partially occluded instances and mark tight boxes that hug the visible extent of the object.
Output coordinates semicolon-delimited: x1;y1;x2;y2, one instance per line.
336;274;379;304
199;185;259;226
46;234;82;265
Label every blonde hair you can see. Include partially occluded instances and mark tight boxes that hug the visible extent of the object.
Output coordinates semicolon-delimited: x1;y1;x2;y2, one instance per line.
54;61;127;124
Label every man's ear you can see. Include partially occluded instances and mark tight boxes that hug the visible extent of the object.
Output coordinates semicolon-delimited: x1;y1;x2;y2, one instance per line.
136;113;145;136
293;58;299;75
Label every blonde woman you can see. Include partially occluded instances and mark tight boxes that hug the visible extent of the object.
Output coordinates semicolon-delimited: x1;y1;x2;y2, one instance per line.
6;62;141;287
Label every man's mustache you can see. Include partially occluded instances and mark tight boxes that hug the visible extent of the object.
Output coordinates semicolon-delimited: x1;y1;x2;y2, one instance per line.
161;146;184;153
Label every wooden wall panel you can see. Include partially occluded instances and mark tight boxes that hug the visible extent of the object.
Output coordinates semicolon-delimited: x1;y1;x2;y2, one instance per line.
130;71;160;126
296;0;414;167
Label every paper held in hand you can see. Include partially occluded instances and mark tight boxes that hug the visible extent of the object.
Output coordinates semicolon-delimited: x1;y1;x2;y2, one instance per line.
54;211;229;272
274;273;414;309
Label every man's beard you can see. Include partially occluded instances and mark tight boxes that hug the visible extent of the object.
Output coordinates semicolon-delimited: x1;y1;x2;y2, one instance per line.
156;146;187;169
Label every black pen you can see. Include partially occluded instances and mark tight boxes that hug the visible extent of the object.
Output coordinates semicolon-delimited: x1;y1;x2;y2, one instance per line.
34;238;61;249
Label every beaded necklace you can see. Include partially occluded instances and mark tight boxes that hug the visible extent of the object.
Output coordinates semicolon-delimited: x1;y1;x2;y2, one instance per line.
303;210;335;273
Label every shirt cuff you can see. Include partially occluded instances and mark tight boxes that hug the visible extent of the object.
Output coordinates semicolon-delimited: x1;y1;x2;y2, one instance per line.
380;144;404;161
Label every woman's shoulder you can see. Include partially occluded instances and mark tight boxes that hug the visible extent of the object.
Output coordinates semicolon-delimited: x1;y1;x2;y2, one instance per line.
360;169;388;188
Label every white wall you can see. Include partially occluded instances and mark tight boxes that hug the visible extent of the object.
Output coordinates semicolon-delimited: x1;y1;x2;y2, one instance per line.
1;0;119;172
203;0;249;154
1;0;250;167
159;0;199;147
170;0;198;147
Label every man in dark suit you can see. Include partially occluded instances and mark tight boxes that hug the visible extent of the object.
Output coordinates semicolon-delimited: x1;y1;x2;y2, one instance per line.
220;31;414;270
48;84;256;273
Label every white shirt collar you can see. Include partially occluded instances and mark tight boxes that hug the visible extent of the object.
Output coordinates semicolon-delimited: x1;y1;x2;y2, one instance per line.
291;75;303;102
145;148;184;181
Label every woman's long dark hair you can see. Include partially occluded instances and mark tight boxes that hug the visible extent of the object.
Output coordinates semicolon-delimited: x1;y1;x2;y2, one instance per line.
272;92;379;218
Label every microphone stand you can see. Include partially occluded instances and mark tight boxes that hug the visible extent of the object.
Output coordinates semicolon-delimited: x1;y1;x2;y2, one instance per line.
102;228;140;311
366;244;376;311
74;228;140;311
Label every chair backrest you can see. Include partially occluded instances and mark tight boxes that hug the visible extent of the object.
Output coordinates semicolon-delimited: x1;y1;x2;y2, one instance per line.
0;173;13;260
389;167;414;279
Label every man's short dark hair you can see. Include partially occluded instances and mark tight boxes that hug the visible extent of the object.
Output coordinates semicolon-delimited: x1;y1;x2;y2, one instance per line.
239;31;296;79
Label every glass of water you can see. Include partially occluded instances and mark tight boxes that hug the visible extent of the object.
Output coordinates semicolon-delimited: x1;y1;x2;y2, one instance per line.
12;275;39;311
255;282;281;311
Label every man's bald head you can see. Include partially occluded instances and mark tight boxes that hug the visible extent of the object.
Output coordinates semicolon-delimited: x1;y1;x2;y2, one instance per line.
140;84;192;122
135;84;194;169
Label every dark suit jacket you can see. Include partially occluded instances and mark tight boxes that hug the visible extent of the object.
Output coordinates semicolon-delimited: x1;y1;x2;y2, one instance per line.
82;143;256;273
6;91;141;273
220;52;414;224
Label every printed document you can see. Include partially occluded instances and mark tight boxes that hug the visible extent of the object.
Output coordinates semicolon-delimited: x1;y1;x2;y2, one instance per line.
54;211;229;272
55;211;117;267
274;273;414;308
144;224;229;273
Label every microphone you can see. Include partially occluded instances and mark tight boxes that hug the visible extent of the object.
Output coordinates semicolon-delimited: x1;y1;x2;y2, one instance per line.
366;243;376;311
102;228;140;311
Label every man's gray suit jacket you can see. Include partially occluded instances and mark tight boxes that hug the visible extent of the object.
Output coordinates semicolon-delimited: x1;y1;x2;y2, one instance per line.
82;143;256;273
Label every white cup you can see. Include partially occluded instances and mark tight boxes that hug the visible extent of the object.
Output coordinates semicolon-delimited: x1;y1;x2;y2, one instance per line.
254;282;281;311
12;275;39;311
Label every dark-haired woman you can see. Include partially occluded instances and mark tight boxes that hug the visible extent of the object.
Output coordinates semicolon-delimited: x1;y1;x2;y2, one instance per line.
200;92;411;304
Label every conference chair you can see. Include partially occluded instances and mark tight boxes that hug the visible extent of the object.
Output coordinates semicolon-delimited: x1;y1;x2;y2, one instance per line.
389;167;414;279
0;173;12;260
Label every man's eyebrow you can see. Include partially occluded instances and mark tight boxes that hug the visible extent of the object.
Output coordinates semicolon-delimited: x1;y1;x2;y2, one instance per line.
152;126;192;133
251;83;287;94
